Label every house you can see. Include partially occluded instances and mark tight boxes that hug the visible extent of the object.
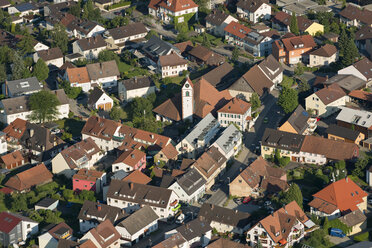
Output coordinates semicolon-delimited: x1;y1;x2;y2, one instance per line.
0;131;7;155
197;62;235;90
107;180;180;221
0;150;25;170
78;201;127;233
272;34;316;65
148;0;198;24
217;98;251;131
199;203;250;235
0;0;10;10
38;222;73;248
79;220;121;248
2;77;43;98
0;212;38;247
339;210;367;236
309;177;367;220
229;156;288;198
308;44;338;67
336;107;372;138
0;89;69;125
5;163;53;192
72;36;107;60
88;87;113;111
123;170;152;185
223;21;251;48
305;83;348;117
112;149;146;173
246;201;314;248
339;4;372;28
33;47;64;68
8;2;38;17
67;19;106;39
188;45;225;66
205;10;238;37
279;105;317;135
118;76;156;102
326;124;365;145
154;77;231;123
73;169;107;193
174;40;194;56
116;206;159;246
338;58;372;85
355;26;372;59
272;11;324;35
258;54;284;86
281;0;321;16
52;137;102;178
104;22;148;51
212;124;242;160
142;35;181;62
261;128;359;164
86;60;120;89
176;113;220;158
191;147;227;190
313;74;366;94
236;0;271;23
34;197;59;211
64;67;91;92
154;142;179;165
349;90;372;106
168;168;206;204
158;53;188;78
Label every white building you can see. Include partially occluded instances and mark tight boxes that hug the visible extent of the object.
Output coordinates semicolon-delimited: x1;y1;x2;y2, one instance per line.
148;0;198;24
236;0;271;23
8;2;38;17
118;76;157;102
217;97;251;131
88;87;114;111
79;220;121;248
33;47;64;68
158;53;188;78
212;124;242;160
72;36;107;60
86;60;120;89
338;57;372;85
205;10;238;37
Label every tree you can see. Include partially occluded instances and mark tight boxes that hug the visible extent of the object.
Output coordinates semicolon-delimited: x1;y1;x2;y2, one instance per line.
33;58;49;81
353;156;369;178
281;183;303;208
60;80;82;99
10;194;28;211
298;79;310;92
78;190;95;201
250;93;261;111
17;34;34;56
339;28;348;56
278;86;298;114
62;189;74;201
290;12;299;35
29;90;60;123
11;52;26;80
341;31;359;66
323;217;330;231
303;229;333;248
145;30;159;40
110;106;126;121
202;32;211;48
98;50;120;63
0;63;6;82
176;31;188;43
50;24;69;53
231;47;240;62
294;63;304;77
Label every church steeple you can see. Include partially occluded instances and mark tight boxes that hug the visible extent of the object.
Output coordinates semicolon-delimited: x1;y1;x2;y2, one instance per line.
181;76;193;122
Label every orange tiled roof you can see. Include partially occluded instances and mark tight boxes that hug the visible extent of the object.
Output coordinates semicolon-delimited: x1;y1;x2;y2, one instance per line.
217;97;251;115
224;21;251;39
114;149;146;168
73;169;105;182
1;150;24;167
123;170;151;185
3;118;27;140
149;0;198;12
349;90;372;102
66;67;90;85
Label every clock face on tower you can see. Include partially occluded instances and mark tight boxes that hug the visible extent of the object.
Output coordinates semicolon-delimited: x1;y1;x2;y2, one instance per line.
185;84;189;88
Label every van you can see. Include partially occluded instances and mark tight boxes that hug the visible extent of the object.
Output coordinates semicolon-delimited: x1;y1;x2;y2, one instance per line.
330;228;346;238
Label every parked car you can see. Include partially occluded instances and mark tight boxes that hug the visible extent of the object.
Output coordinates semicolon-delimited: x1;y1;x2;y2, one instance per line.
368;198;372;204
198;194;211;205
234;198;242;204
263;117;269;124
330;228;346;238
175;213;185;224
243;197;252;204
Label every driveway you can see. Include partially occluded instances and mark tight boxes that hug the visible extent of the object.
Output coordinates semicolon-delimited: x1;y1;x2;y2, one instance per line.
327;235;354;247
133;221;179;247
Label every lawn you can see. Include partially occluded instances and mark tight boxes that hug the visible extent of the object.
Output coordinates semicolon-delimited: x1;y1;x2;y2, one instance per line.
191;33;223;46
108;1;130;10
117;61;133;73
56;118;85;137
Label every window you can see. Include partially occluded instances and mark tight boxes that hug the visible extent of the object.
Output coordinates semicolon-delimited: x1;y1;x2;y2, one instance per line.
27;224;30;228
185;91;189;96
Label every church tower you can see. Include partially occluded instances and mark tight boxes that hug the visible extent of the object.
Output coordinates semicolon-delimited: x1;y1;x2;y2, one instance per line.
182;77;194;122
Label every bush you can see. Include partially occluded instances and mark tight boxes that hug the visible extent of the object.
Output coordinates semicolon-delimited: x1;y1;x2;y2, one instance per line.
278;157;290;167
354;231;369;242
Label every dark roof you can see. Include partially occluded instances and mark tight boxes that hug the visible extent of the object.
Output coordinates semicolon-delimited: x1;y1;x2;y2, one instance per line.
75;35;106;51
326;124;361;141
261;128;305;153
355;26;372;41
5;76;43;96
340;4;372;26
117;206;158;235
207;238;251;248
286;105;310;134
15;2;36;12
36;197;58;208
88;87;105;105
205;10;230;26
339;209;367;227
119;76;155;91
236;0;268;12
0;0;10;7
258;54;283;81
175;168;206;196
37;47;63;61
199;63;235;89
86;60;120;80
107;22;147;40
309;44;337;57
199;204;250;228
142;35;180;57
176;219;212;241
78;200;127;225
352;57;372;81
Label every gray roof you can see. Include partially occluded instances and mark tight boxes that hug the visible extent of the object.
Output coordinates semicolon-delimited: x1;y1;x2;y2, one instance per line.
338;209;367;227
173;168;206;196
86;60;120;80
326;124;361;141
75;35;106;51
142;35;180;57
213;124;241;155
258;54;284;81
88;87;105;105
5;77;43;97
119;76;155;92
184;113;219;148
118;206;158;235
205;10;230;26
176;219;211;241
200;62;235;89
336;107;372;129
261;128;305;153
107;22;147;40
36;197;58;208
286;105;310;134
111;170;129;180
322;74;365;93
15;2;36;12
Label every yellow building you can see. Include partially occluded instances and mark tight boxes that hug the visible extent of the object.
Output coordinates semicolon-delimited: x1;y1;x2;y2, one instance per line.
305;22;324;36
326;124;365;145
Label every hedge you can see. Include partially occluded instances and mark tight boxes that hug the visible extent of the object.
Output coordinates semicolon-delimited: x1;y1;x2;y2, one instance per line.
354;231;369;242
328;218;352;235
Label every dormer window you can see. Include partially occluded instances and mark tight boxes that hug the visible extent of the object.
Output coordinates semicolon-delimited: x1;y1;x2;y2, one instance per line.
275;232;280;237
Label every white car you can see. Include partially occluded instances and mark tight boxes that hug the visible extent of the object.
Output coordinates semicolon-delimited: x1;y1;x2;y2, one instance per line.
175;214;185;224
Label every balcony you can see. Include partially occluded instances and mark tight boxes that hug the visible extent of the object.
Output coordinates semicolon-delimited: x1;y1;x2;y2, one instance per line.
113;135;124;142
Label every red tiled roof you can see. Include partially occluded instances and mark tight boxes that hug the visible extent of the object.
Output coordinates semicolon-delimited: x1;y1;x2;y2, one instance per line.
73;169;105;182
217;97;251;115
349;90;372;102
66;67;90;85
3;118;27;140
277;34;316;51
0;212;21;233
160;143;178;160
123;170;151;185
1;150;24;167
224;21;251;39
149;0;198;12
114;149;146;168
0;187;13;194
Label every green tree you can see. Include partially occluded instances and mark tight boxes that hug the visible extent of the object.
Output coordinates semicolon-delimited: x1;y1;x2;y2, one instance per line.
17;34;34;56
69;0;82;17
303;229;333;248
145;30;159;39
202;32;211;48
281;183;303;208
176;31;188;42
353;156;369;178
29;90;60;123
231;47;240;62
60;80;82;99
10;194;28;211
78;190;95;201
294;63;304;77
323;217;330;231
250;93;261;111
110;106;126;121
339;28;348;56
11;52;26;80
0;63;6;82
298;79;310;92
130;97;154;120
98;50;120;63
290;12;299;35
50;24;69;53
278;86;299;114
62;189;74;201
33;59;49;81
342;32;359;66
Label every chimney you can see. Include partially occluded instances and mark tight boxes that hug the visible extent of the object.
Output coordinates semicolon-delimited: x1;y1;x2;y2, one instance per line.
134;76;137;83
150;134;154;139
131;154;135;159
129;182;133;190
326;75;328;80
211;204;214;210
97;201;101;211
346;176;348;182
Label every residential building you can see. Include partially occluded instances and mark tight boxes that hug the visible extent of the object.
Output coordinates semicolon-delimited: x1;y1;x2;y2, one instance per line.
272;11;324;35
51;137;102;178
217;98;251;131
257;54;284;86
206;238;250;248
104;22;148;51
67;19;105;39
199;203;250;235
122;170;152;185
191;147;227;190
279;105;317;135
198;62;235;90
168;168;206;204
272;34;316;65
2;77;43;98
72;36;107;60
0;212;38;247
261;128;359;164
86;60;120;89
326;124;365;145
79;220;121;248
158;53;188;78
64;67;92;92
8;2;38;17
142;35;181;62
33;47;64;68
148;0;198;24
236;0;271;23
246;201;314;248
0;131;6;155
176;113;220;158
205;10;238;36
229;156;288;198
0;150;25;170
187;45;225;66
107;180;180;221
212;124;242;160
309;178;367;220
308;44;338;67
0;89;69;124
339;210;367;236
338;58;372;85
355;26;372;59
339;4;372;28
112;149;146;173
313;74;366;94
73;169;106;193
5;163;53;192
305;83;348;117
223;21;251;48
116;206;159;246
87;87;113;111
336;107;372;138
118;76;156;102
34;198;59;211
38;222;73;248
